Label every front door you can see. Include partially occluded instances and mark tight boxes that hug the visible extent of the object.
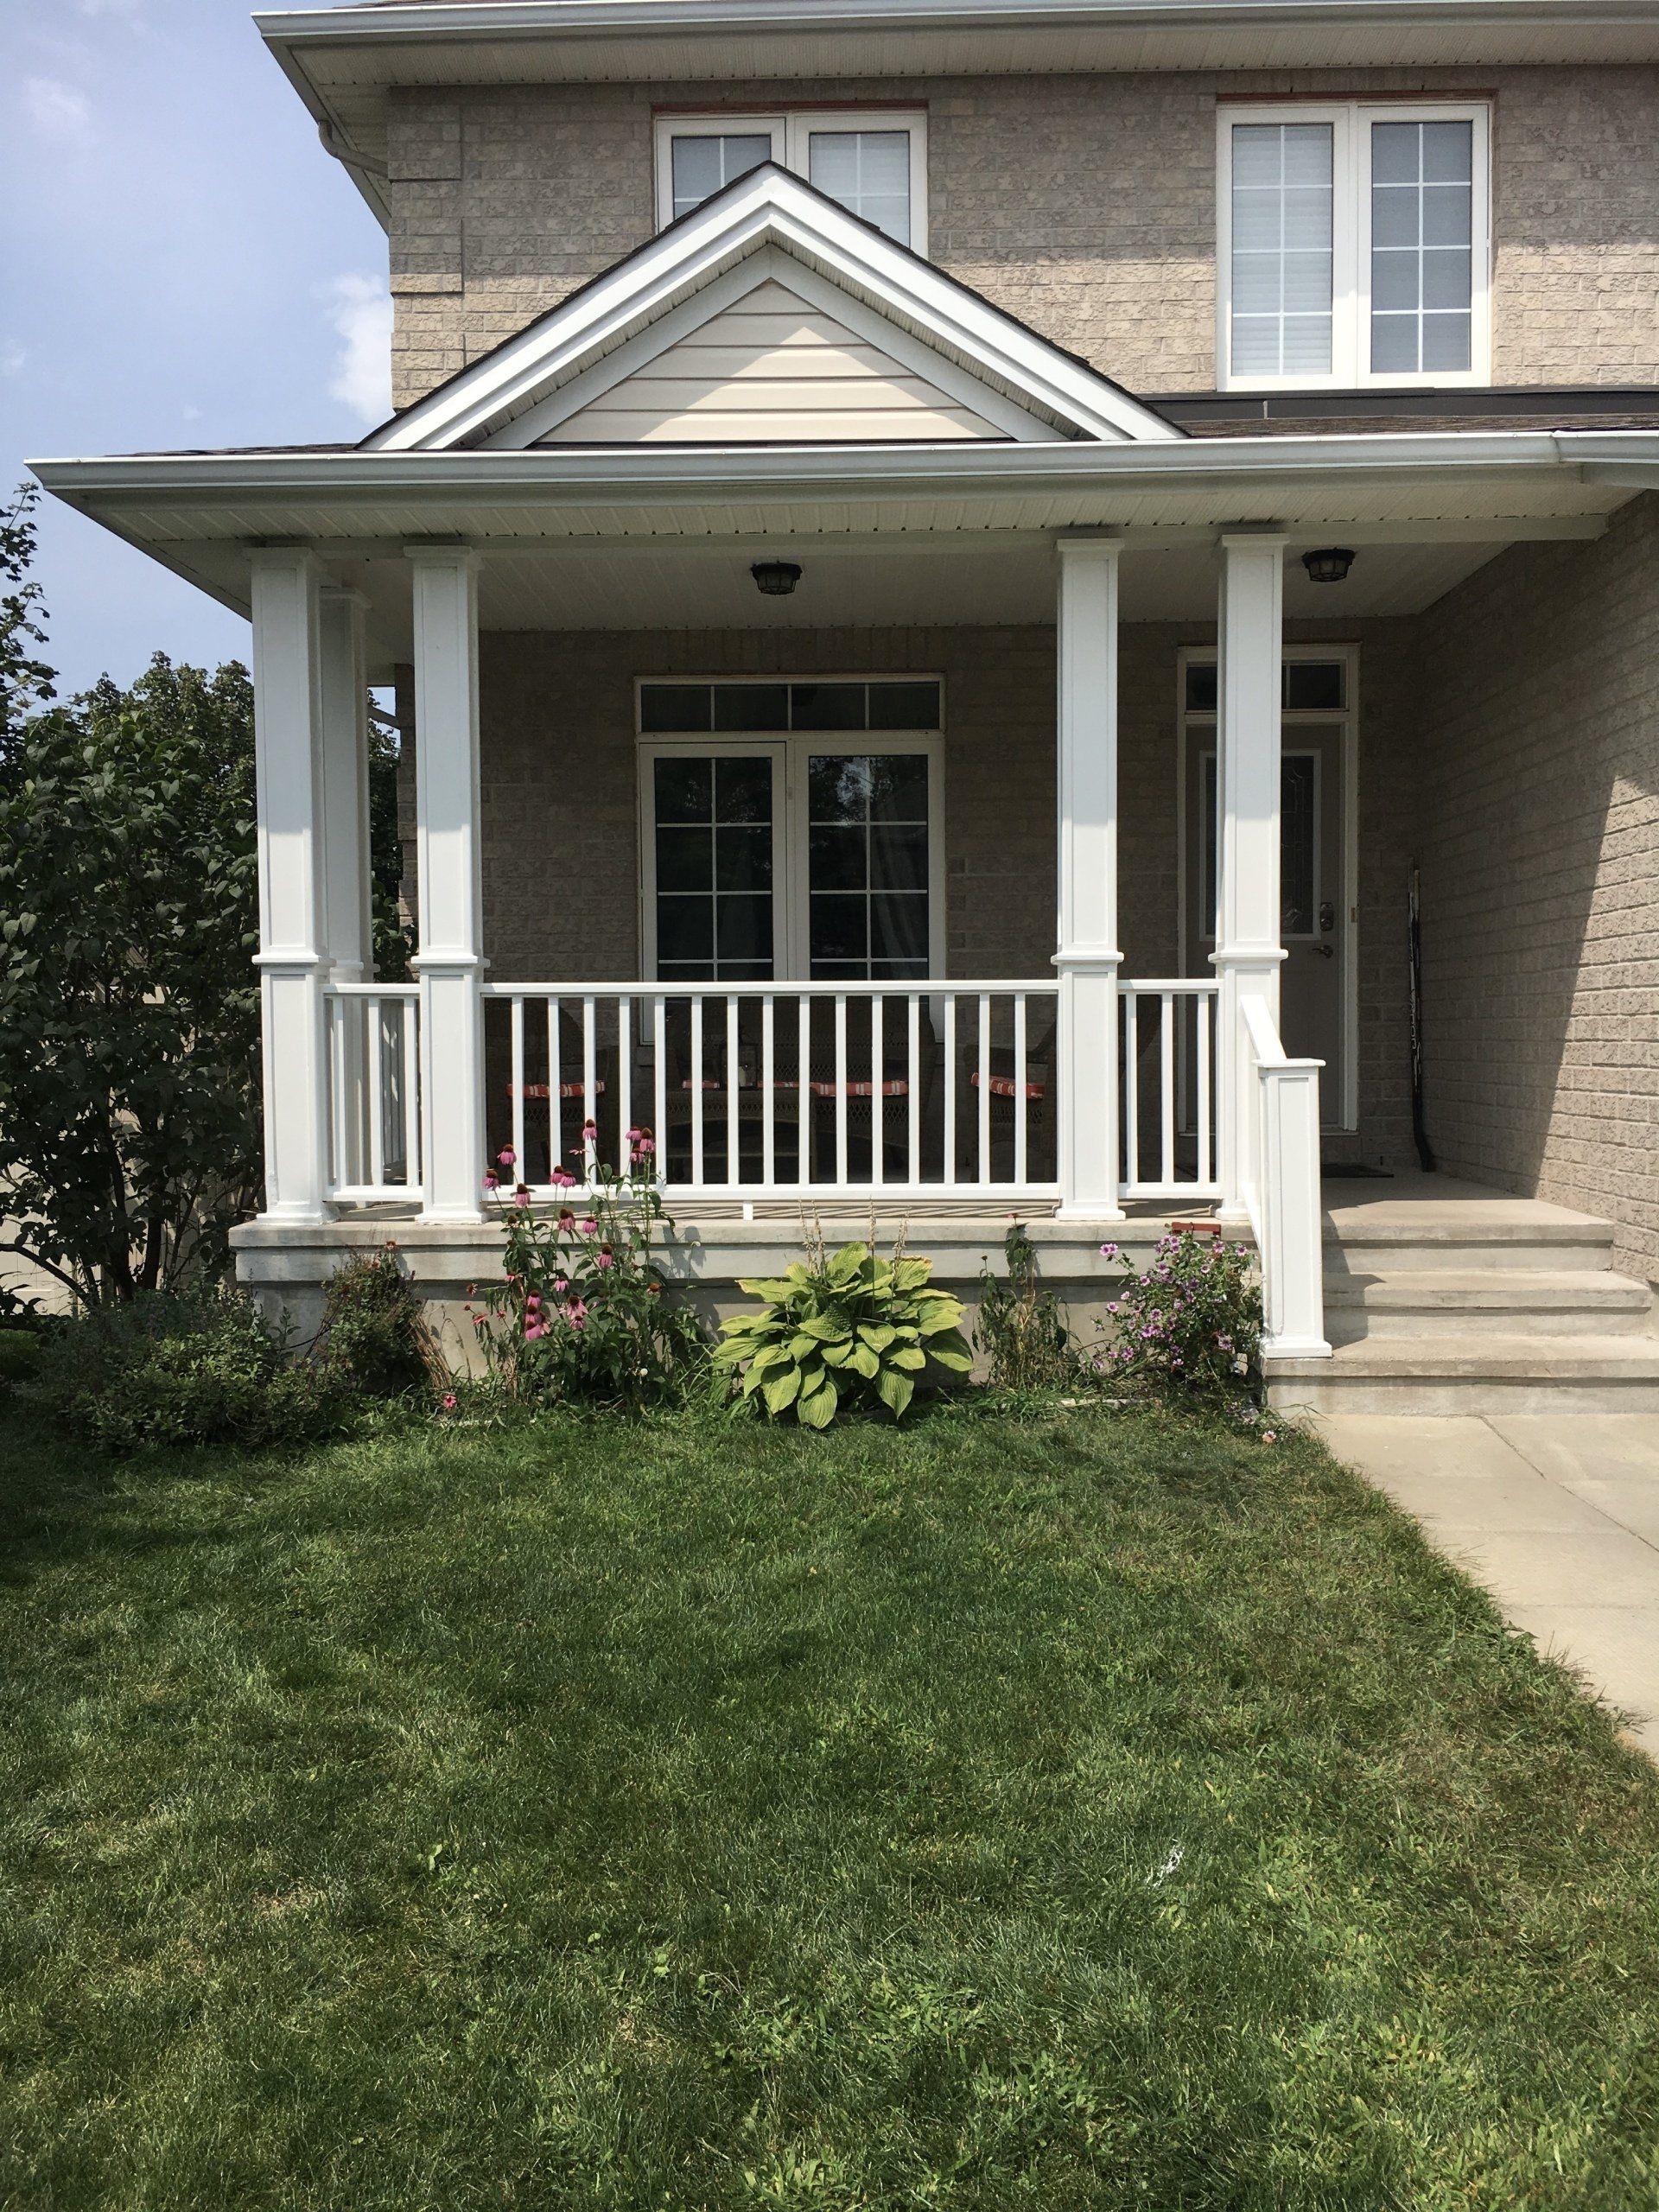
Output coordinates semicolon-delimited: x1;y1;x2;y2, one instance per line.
1179;650;1353;1128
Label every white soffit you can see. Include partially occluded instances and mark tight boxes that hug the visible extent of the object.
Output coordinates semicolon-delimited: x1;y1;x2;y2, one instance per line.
257;3;1659;228
364;166;1179;450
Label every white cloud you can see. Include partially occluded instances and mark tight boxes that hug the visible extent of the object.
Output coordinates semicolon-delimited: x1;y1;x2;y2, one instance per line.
321;274;393;426
0;341;24;378
25;77;92;137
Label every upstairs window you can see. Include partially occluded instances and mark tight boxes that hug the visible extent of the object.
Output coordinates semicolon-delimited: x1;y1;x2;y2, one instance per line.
1217;103;1490;389
653;111;927;250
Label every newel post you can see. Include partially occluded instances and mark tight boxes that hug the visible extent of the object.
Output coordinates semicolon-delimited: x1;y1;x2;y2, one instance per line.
249;546;334;1223
1054;534;1125;1220
1213;531;1287;1224
408;544;487;1223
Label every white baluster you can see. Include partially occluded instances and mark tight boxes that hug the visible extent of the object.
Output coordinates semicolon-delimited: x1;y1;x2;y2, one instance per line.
726;995;740;1189
690;995;705;1187
871;994;885;1189
366;997;385;1189
402;1001;421;1190
1160;990;1176;1188
510;994;526;1179
906;994;921;1188
1197;990;1212;1190
834;994;849;1186
942;994;957;1188
798;994;811;1186
761;994;776;1189
1123;990;1139;1189
616;995;632;1166
582;993;597;1179
1014;991;1028;1187
652;996;667;1181
977;992;992;1187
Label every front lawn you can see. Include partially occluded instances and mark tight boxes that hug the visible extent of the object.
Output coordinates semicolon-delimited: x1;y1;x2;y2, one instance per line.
3;1405;1658;2209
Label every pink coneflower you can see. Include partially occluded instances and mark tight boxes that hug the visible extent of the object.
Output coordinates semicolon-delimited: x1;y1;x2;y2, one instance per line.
551;1166;576;1189
497;1146;516;1169
483;1170;499;1191
578;1217;598;1237
524;1319;548;1342
566;1298;588;1329
626;1125;644;1145
632;1135;656;1160
440;1391;457;1412
581;1119;598;1143
524;1292;542;1313
551;1274;569;1295
513;1185;531;1209
595;1247;615;1270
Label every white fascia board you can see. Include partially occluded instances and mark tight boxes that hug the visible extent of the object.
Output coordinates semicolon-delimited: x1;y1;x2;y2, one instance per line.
362;166;1179;452
34;428;1659;505
255;1;1659;45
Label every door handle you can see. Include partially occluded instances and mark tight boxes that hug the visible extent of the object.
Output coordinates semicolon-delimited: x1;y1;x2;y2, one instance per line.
1312;943;1336;960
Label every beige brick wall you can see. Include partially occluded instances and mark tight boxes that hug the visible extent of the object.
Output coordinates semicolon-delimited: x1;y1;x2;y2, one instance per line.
398;615;1419;1166
388;65;1659;407
1412;493;1659;1282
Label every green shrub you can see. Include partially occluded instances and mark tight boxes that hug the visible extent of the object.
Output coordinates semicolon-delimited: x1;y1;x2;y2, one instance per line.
316;1244;435;1397
715;1230;972;1427
1090;1229;1263;1407
27;1289;341;1453
974;1222;1074;1392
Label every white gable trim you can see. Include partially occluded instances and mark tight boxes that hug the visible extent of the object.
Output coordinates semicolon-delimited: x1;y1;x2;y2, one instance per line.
365;164;1180;452
490;248;1049;447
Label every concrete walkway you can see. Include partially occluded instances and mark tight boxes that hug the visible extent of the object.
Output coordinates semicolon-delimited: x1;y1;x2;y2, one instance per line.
1313;1413;1659;1755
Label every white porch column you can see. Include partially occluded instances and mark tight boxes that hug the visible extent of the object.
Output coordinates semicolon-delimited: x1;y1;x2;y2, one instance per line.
1213;530;1287;1222
250;547;334;1223
319;586;373;983
408;543;486;1223
1053;534;1124;1220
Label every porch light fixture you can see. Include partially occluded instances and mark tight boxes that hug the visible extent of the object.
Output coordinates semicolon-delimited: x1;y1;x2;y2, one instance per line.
1302;546;1356;585
751;560;802;598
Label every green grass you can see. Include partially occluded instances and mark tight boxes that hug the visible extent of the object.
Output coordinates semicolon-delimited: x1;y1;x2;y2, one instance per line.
3;1403;1659;2210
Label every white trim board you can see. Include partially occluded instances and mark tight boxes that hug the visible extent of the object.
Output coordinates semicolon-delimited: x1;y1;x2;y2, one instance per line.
363;163;1179;453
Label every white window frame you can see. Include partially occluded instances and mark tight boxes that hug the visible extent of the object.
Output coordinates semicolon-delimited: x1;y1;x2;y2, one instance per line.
652;110;929;251
635;677;945;982
1216;101;1491;391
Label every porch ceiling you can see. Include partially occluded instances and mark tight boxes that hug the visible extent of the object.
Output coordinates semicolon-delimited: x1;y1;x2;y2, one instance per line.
32;431;1653;675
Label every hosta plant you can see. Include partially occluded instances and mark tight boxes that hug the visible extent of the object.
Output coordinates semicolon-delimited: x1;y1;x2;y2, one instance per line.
715;1230;972;1427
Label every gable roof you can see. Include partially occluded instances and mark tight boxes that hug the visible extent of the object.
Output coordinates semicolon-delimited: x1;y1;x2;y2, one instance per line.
362;162;1183;452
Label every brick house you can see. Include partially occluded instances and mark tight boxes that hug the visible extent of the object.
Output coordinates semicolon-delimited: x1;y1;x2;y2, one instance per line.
35;0;1659;1408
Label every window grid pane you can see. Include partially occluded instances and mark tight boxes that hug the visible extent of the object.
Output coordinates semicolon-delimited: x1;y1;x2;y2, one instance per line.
640;681;941;736
807;753;930;981
806;130;912;245
653;754;775;981
1230;122;1334;378
1369;119;1473;375
670;132;773;221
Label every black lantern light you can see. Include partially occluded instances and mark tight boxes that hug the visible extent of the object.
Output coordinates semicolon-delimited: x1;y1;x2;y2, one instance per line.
1302;546;1356;585
751;560;803;598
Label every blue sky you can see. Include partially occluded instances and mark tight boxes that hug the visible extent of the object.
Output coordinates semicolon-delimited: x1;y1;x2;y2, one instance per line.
3;0;391;693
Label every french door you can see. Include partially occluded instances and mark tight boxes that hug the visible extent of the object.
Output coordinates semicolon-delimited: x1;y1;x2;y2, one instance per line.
638;677;943;982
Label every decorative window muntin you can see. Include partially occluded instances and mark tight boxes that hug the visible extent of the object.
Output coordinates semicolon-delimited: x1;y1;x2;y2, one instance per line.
652;111;928;249
1217;102;1491;390
638;680;943;983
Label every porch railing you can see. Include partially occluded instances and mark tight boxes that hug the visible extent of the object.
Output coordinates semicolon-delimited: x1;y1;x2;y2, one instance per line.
319;976;1224;1211
324;982;423;1204
480;981;1063;1202
1239;994;1328;1356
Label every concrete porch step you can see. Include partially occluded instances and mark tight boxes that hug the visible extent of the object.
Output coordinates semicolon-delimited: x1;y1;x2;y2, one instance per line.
1325;1269;1655;1340
1268;1333;1659;1416
1324;1221;1618;1274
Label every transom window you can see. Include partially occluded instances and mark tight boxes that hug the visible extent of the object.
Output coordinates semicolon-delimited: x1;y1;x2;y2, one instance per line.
639;679;943;982
1217;103;1490;389
652;111;928;249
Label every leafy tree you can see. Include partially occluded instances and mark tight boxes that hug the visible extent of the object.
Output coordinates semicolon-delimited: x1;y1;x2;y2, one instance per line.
0;486;411;1308
0;656;263;1306
0;485;54;750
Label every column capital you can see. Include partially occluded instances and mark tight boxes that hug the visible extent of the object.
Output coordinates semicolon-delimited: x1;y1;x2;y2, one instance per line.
1055;531;1122;559
1217;527;1287;551
248;542;325;575
404;540;481;572
318;582;372;611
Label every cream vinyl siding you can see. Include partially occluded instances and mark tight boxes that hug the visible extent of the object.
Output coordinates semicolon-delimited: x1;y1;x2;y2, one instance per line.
537;279;1003;443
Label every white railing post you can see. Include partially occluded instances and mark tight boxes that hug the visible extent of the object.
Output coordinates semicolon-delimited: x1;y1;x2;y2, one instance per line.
1054;533;1125;1221
408;543;486;1222
1213;530;1287;1225
249;547;333;1223
1240;997;1330;1358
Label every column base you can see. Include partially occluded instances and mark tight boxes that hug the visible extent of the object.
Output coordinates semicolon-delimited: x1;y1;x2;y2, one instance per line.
1053;1203;1127;1224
